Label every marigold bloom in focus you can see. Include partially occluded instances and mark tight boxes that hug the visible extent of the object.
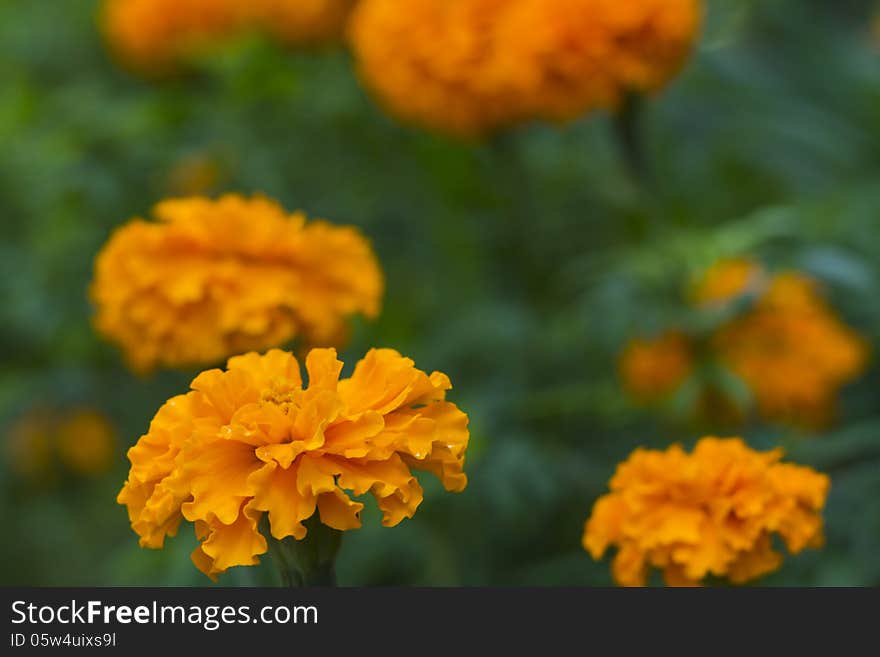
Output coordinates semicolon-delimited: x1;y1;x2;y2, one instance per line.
349;0;701;137
101;0;356;74
117;348;469;579
583;437;829;586
619;331;694;403
713;273;869;427
90;194;383;372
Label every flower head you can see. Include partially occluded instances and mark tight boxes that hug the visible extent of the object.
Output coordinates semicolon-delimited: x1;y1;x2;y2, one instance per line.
713;273;869;427
117;347;469;579
6;408;117;480
691;258;764;307
583;437;829;586
618;331;694;403
90;194;382;372
56;410;118;476
349;0;701;137
101;0;245;73
621;260;868;427
101;0;356;74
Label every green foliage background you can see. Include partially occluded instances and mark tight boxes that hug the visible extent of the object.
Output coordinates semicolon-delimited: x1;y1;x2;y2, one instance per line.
1;0;879;586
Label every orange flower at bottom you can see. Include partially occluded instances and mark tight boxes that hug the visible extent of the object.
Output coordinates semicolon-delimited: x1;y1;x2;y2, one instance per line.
118;347;469;579
583;437;828;586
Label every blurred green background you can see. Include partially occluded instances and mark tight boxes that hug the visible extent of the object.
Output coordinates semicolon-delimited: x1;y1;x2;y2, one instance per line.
2;0;880;586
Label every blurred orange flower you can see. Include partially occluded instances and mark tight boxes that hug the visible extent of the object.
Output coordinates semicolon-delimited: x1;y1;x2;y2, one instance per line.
714;273;869;427
691;257;764;306
90;194;383;372
117;348;469;579
620;259;868;428
349;0;701;137
6;408;117;480
583;437;829;586
618;331;694;403
56;410;117;476
101;0;356;74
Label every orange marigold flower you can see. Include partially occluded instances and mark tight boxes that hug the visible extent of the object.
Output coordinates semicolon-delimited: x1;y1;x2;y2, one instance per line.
714;273;869;427
101;0;356;74
117;348;469;579
6;408;117;480
56;410;118;476
618;331;694;403
691;258;764;307
101;0;247;74
90;194;383;372
349;0;701;137
583;437;829;586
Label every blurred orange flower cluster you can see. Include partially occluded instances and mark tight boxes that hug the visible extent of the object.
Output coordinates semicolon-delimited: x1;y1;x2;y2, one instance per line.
618;331;694;403
619;259;869;428
90;194;383;373
118;348;469;579
349;0;701;137
82;0;854;590
6;408;117;481
102;0;357;74
584;437;829;586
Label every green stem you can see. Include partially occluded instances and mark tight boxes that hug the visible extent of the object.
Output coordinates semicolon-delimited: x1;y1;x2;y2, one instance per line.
613;93;649;186
264;516;342;587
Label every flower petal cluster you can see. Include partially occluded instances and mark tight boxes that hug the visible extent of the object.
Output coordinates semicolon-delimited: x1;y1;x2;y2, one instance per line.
691;258;764;307
619;260;868;426
583;437;829;586
91;194;383;372
618;331;694;403
7;408;116;479
349;0;701;137
117;347;469;579
713;272;868;426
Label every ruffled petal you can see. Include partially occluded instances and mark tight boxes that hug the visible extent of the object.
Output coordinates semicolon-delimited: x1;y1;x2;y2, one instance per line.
181;439;261;524
316;489;364;531
196;505;267;575
227;349;302;391
304;348;343;390
247;461;316;540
